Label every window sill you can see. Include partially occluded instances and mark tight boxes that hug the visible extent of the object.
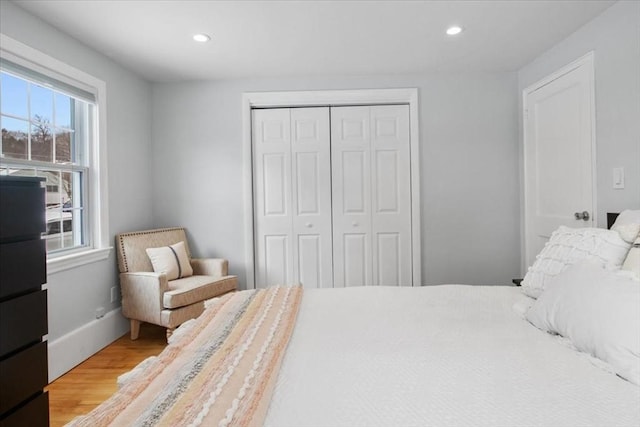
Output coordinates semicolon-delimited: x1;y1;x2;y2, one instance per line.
47;247;112;275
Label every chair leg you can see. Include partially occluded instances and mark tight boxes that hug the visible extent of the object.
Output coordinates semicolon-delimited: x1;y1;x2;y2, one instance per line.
130;319;141;340
166;327;175;342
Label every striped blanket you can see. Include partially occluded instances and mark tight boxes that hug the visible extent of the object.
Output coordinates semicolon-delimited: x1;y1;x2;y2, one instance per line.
69;286;303;427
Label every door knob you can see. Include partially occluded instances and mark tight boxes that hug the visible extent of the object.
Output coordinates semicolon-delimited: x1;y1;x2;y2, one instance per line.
306;223;313;228
352;222;359;227
574;211;590;221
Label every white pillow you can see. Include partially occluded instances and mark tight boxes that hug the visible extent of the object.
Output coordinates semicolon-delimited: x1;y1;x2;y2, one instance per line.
622;234;640;279
612;209;640;226
146;241;193;280
526;261;640;385
611;210;640;279
611;209;640;243
521;226;631;298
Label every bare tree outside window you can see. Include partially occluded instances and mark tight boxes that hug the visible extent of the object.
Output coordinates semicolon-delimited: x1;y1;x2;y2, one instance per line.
31;114;53;162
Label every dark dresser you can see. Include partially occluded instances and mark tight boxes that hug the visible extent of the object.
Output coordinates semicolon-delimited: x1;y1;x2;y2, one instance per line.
0;176;49;426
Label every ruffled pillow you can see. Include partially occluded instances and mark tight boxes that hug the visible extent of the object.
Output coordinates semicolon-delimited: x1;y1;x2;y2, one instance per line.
521;226;630;299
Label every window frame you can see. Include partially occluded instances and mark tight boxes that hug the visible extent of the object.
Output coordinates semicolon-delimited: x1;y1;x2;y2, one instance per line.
1;34;110;274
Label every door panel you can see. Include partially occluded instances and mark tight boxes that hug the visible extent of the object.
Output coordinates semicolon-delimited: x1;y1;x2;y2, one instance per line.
291;107;332;288
263;153;287;216
332;107;373;287
341;151;367;213
376;232;400;286
253;109;294;287
370;105;412;286
524;58;594;268
343;233;368;286
375;150;399;213
293;116;322;143
297;235;321;288
261;118;288;143
295;152;320;215
534;85;582;219
339;116;368;142
264;235;289;286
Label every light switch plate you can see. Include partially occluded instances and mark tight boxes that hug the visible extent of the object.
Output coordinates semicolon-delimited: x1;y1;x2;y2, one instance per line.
613;167;625;189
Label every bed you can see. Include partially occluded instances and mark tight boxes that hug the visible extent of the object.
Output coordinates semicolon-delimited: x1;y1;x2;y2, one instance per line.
265;285;639;427
68;284;640;427
69;213;640;427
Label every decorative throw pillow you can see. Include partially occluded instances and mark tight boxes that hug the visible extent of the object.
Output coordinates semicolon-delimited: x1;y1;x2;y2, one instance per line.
622;234;640;279
526;261;640;385
146;241;193;280
521;226;631;299
611;210;640;279
611;210;640;243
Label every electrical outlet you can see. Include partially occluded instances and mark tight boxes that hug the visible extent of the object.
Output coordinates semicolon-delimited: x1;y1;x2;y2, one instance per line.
110;286;118;303
96;307;105;319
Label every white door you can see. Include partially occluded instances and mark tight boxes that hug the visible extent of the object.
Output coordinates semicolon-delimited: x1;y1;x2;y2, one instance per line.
290;108;333;288
524;55;595;269
370;105;412;285
331;105;412;286
253;108;293;287
253;107;332;288
331;106;373;287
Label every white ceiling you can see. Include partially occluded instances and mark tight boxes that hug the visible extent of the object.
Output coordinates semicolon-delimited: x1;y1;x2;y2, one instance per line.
13;0;615;82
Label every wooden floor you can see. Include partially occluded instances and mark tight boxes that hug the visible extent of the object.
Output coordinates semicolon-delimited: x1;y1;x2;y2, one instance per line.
46;323;167;426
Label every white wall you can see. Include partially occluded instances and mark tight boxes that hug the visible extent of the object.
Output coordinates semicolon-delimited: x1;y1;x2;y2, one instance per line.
518;0;640;244
152;73;520;287
1;1;154;379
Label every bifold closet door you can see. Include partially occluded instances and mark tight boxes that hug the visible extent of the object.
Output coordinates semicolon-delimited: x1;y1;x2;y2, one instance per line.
253;107;332;288
331;105;412;286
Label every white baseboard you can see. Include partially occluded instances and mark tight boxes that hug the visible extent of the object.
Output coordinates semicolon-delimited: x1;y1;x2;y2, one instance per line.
48;308;129;382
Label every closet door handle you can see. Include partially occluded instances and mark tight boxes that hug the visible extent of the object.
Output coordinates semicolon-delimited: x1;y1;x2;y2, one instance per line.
306;223;313;228
352;222;359;227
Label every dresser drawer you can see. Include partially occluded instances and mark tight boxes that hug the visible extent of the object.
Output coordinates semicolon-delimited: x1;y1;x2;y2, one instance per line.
0;239;46;300
0;184;45;242
0;291;47;358
0;390;49;427
0;341;48;415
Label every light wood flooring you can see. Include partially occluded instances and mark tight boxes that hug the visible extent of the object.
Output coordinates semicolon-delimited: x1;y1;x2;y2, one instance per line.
46;323;167;426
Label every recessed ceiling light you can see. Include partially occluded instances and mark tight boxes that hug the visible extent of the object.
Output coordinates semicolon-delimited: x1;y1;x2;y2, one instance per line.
446;26;463;36
193;34;211;43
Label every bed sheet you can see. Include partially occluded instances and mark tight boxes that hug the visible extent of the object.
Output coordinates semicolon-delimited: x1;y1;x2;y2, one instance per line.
264;285;640;427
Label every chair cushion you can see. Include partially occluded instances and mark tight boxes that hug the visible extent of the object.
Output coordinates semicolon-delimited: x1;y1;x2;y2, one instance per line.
163;275;237;309
146;241;193;280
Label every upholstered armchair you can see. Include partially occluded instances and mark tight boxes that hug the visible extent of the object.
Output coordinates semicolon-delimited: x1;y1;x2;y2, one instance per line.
116;227;237;340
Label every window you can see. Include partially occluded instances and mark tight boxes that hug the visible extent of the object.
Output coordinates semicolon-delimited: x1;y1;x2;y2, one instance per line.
1;70;90;253
1;34;110;273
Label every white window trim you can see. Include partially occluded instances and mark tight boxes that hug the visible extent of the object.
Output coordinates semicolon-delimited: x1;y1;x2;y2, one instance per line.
1;34;111;274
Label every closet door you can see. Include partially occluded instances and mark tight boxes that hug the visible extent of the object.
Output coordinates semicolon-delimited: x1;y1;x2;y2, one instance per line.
253;108;294;287
370;105;412;286
331;106;373;287
331;105;412;287
290;108;333;288
253;107;332;288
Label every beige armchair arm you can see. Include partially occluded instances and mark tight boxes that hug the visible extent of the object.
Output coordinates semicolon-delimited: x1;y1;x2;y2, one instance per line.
190;258;228;277
120;272;169;325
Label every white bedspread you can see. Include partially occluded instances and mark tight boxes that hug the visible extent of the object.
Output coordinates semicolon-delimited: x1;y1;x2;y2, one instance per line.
264;285;640;427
